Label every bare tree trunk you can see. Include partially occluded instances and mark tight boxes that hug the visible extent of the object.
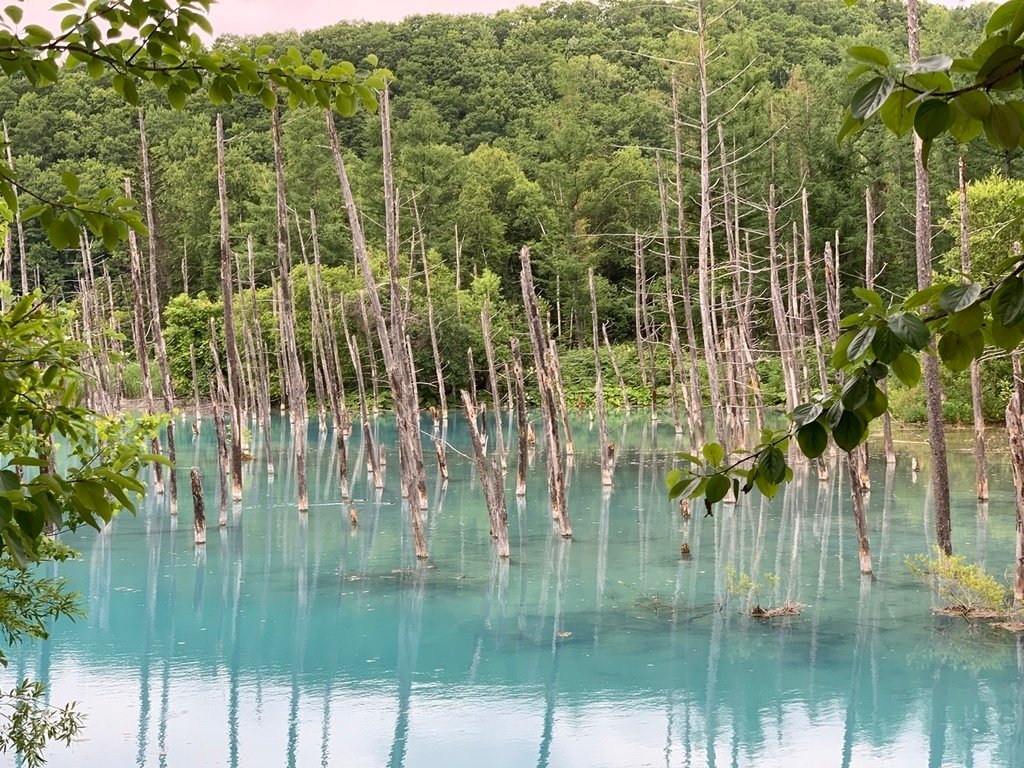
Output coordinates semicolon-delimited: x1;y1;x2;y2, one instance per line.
767;183;798;411
209;321;230;527
657;153;684;435
672;78;704;444
346;330;383;490
3;121;28;296
511;337;529;498
696;0;725;438
421;244;448;422
956;157;989;501
863;186;897;467
326;104;427;556
271;103;309;513
847;450;873;575
908;0;953;556
189;343;201;434
124;177;163;495
590;269;613;487
214;114;243;503
1007;354;1024;606
246;236;275;476
191;467;206;546
481;301;506;469
521;246;571;537
602;325;630;412
633;233;648;392
462;390;509;558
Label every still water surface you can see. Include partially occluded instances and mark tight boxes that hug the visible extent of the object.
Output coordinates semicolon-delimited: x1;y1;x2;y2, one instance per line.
8;413;1024;767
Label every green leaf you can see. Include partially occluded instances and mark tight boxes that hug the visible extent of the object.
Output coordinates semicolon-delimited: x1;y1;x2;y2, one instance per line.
754;470;779;500
987;0;1024;34
888;313;931;350
853;287;884;307
833;410;867;452
848;45;890;68
837;108;865;144
937;330;976;373
796;422;829;459
904;285;943;310
902;54;954;75
879;88;919;137
914;99;953;141
847;325;877;363
4;5;22;24
758;447;787;486
850;76;895;120
993;276;1024;326
701;442;725;467
871;324;905;363
955;91;992;121
977;43;1024;89
832;329;857;368
167;84;187;110
986;103;1023;148
862;384;889;420
841;375;875;411
939;282;982;313
992;315;1024;350
705;474;730;504
791;402;823;428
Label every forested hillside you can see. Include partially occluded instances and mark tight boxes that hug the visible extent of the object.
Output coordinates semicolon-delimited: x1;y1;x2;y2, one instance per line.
0;0;1011;416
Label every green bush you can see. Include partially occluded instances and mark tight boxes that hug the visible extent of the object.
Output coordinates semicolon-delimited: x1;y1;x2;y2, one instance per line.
906;550;1009;613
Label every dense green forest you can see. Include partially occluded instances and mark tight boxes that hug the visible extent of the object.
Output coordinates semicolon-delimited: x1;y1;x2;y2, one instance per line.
2;0;1017;420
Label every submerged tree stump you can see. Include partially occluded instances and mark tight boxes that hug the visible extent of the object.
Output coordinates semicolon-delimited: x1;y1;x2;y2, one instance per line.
191;467;206;545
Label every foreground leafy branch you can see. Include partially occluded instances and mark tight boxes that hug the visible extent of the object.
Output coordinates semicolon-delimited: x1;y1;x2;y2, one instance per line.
0;0;390;250
668;266;1024;508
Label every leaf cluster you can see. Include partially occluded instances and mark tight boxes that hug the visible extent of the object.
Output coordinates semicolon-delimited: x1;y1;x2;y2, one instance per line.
841;0;1024;162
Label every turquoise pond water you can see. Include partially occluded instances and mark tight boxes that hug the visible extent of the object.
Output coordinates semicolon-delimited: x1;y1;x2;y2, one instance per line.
6;412;1024;767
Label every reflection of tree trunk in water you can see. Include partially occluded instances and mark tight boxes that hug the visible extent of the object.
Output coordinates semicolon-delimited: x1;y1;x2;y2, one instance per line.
227;522;243;768
879;463;895;575
593;487;611;647
1013;635;1024;768
157;535;177;768
808;471;835;707
704;509;727;767
286;520;310;768
536;540;569;768
388;571;426;768
928;666;948;768
840;578;871;768
192;547;206;616
135;528;159;766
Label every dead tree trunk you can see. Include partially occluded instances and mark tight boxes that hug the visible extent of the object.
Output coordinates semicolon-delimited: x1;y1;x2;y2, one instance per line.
191;467;206;545
214;114;244;503
847;449;873;575
767;183;798;412
602;325;630;412
246;236;275;476
957;158;988;501
696;0;725;438
521;246;571;537
326;104;427;556
124;176;163;495
481;301;506;470
422;246;448;422
271;103;309;513
590;269;613;487
462;390;510;559
511;336;529;498
909;0;953;556
864;187;897;466
346;330;383;490
657;153;683;436
3;121;27;297
209;321;230;527
1006;354;1024;606
671;76;705;444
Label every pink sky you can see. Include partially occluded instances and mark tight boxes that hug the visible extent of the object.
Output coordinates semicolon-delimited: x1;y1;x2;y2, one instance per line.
209;0;544;33
22;0;544;35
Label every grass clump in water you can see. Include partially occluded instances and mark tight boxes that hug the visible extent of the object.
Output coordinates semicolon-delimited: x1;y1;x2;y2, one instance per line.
906;550;1011;618
725;565;804;618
